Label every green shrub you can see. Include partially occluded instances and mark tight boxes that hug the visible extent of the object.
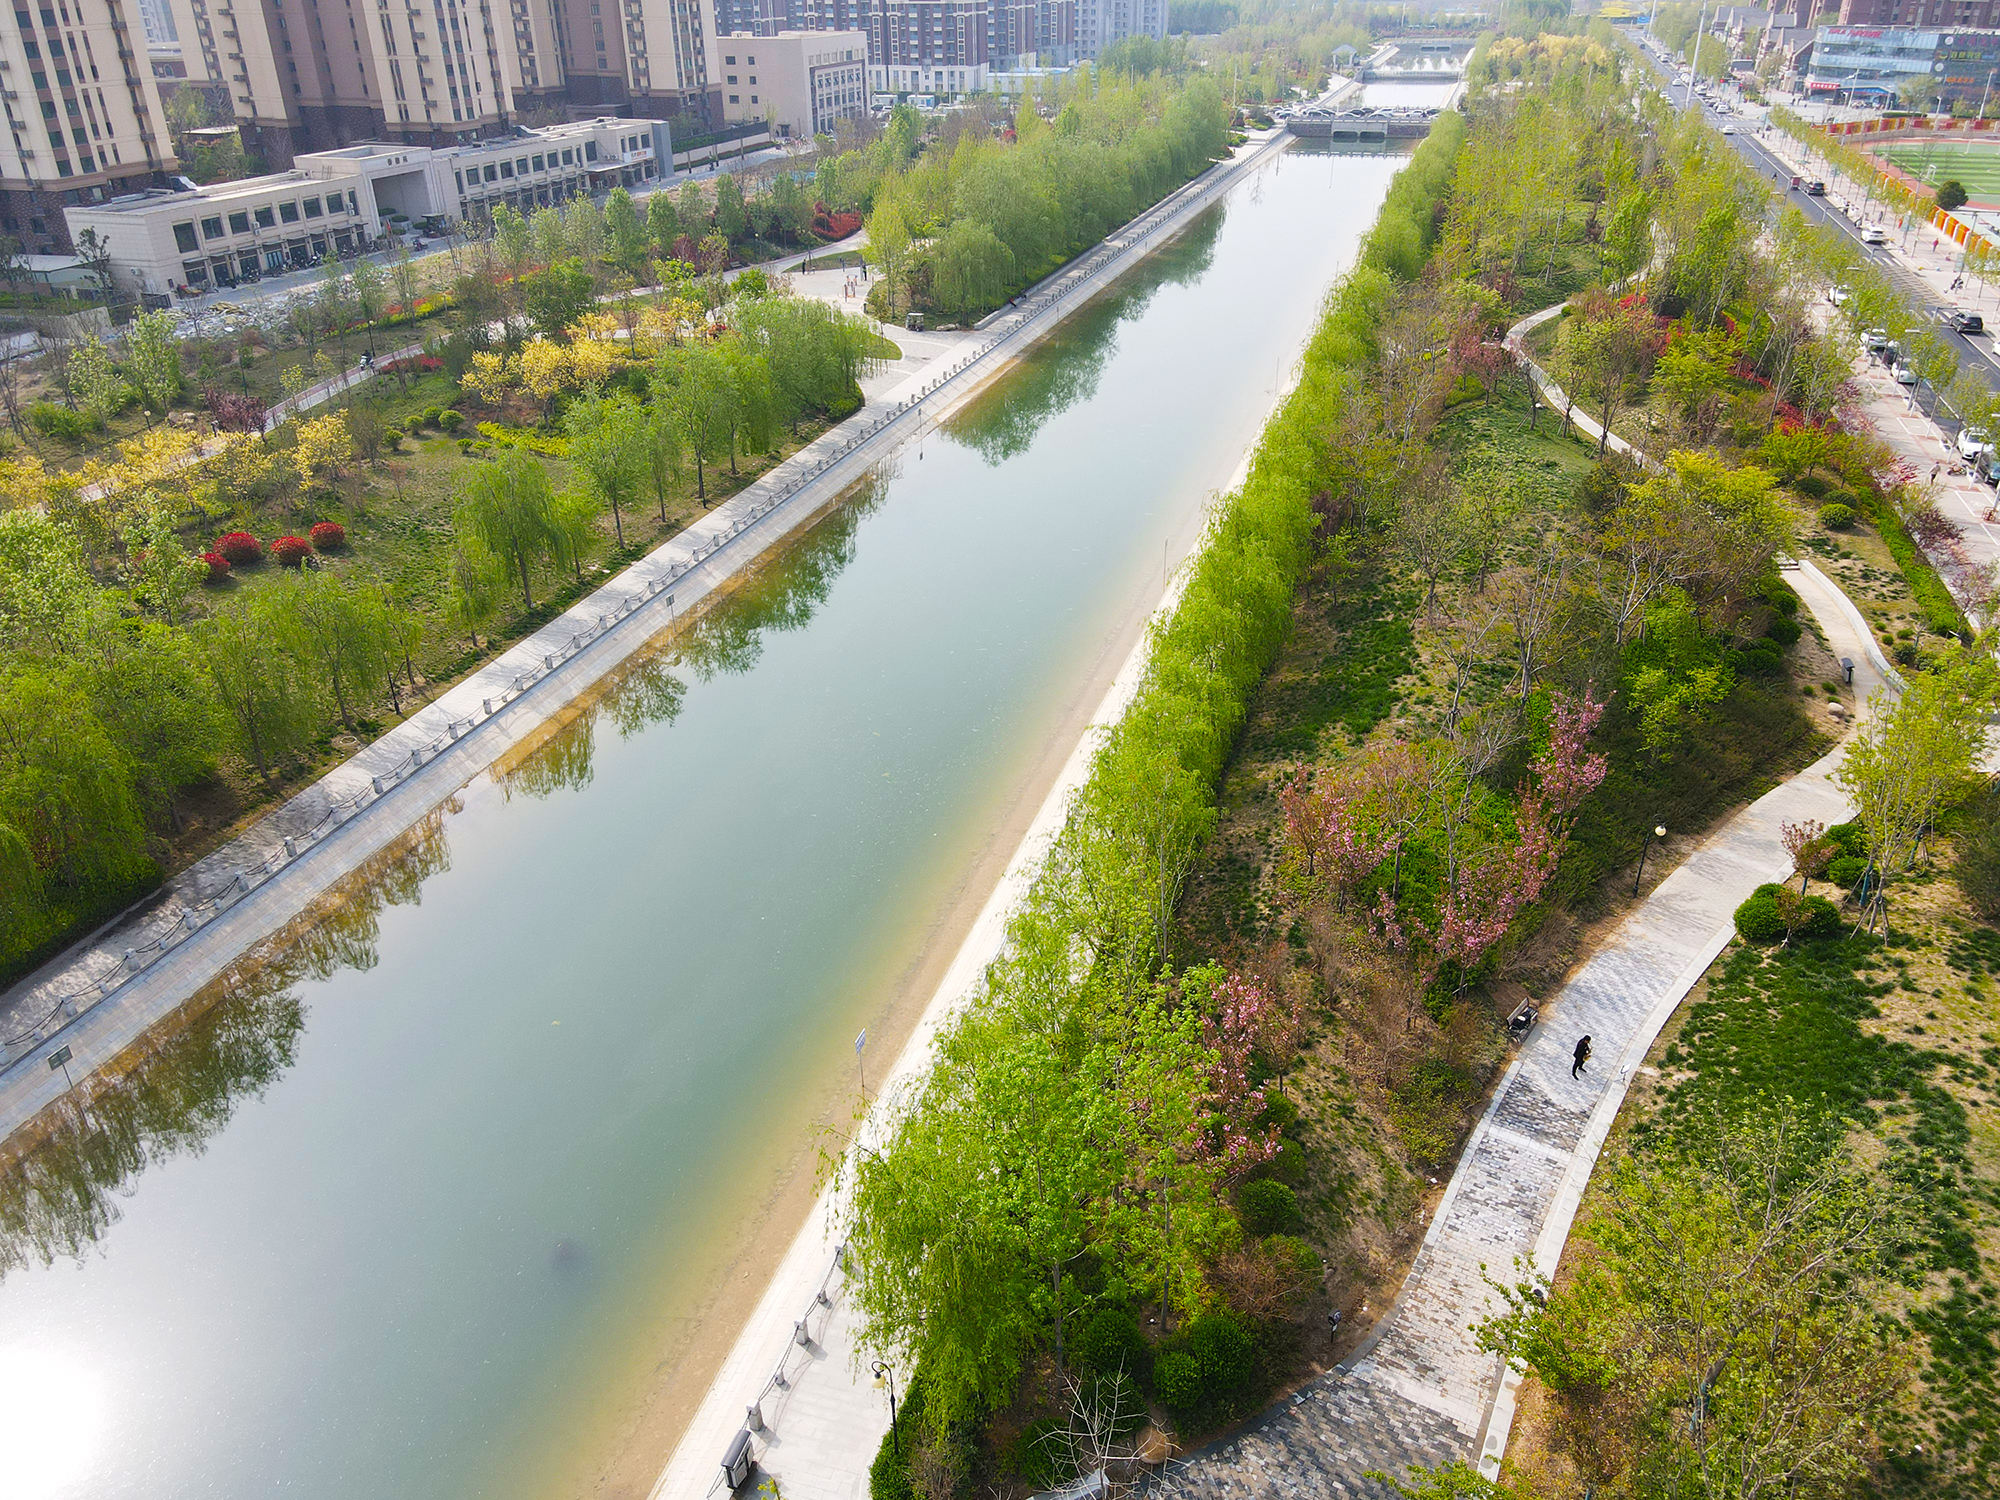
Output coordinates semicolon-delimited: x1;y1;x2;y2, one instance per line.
1828;854;1868;889
1823;486;1858;508
1734;882;1841;942
1238;1178;1303;1236
1153;1348;1203;1416
1767;613;1802;646
1826;821;1867;858
422;405;444;427
1819;502;1856;530
1734;640;1785;675
439;409;465;432
1253;1091;1300;1135
1792;473;1830;499
1157;1311;1261;1428
382;426;403;450
27;402;96;442
1072;1306;1150;1383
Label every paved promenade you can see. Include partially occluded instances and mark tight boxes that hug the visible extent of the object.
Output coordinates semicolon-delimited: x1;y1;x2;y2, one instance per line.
0;126;1298;1143
1151;556;1890;1495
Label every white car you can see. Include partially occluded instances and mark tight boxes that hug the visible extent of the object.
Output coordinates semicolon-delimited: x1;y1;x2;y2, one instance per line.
1893;362;1920;386
1861;225;1889;245
1829;286;1851;306
1959;425;1994;462
1722;124;1738;134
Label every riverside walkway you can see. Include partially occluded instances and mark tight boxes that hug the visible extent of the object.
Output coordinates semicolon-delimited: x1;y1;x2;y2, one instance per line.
0;126;1298;1142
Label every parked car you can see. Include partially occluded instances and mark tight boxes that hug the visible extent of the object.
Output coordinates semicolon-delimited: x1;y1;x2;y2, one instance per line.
1860;225;1889;245
1722;124;1738;134
1861;327;1890;352
1947;310;1985;333
1829;285;1851;306
1804;180;1828;196
1893;361;1919;386
1958;425;1994;462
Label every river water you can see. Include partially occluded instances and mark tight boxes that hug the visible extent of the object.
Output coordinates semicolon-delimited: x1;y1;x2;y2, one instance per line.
0;92;1445;1500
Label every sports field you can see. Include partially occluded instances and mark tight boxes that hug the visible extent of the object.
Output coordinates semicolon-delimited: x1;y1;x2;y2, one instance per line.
1878;140;2000;206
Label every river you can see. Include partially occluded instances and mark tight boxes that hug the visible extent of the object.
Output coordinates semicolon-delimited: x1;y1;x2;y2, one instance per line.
0;89;1446;1500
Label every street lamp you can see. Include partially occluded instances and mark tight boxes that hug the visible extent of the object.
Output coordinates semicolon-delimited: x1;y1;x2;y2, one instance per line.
872;1362;901;1458
1634;825;1667;896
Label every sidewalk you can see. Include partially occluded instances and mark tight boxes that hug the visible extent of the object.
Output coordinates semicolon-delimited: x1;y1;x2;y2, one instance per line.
1154;558;1893;1496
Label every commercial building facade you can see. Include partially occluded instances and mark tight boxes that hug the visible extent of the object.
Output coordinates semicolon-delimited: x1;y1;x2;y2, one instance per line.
63;113;664;293
711;29;865;137
1076;0;1163;59
1806;24;2000;102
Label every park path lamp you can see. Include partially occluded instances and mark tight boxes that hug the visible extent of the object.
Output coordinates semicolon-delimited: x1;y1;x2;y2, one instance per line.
1634;825;1667;896
872;1363;901;1458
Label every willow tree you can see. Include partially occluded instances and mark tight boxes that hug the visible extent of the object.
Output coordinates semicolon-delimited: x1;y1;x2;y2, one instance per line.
454;448;559;609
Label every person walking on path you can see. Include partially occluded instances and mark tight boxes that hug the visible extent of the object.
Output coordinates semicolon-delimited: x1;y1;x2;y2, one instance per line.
1572;1035;1592;1079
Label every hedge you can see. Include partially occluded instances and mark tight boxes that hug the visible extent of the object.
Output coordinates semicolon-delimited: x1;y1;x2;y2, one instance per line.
1733;882;1841;942
1862;492;1967;637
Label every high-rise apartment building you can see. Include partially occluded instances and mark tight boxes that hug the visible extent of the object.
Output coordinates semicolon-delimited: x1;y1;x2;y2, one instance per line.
1076;0;1161;57
0;0;182;252
158;0;716;169
716;0;1069;71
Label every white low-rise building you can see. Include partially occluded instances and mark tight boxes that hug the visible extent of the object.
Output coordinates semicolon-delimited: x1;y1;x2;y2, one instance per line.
65;118;672;297
867;62;992;96
711;31;868;141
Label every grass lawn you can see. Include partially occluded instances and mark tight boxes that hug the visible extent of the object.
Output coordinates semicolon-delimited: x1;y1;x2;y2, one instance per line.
1879;140;2000;205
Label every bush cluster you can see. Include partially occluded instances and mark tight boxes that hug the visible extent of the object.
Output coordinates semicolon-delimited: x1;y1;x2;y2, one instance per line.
1733;881;1841;942
1155;1311;1261;1427
27;401;98;442
271;535;313;568
308;522;346;551
200;551;231;582
1818;502;1856;530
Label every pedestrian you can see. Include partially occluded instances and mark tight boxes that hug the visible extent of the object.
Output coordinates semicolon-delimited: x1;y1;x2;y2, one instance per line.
1932;462;1942;482
1571;1035;1592;1079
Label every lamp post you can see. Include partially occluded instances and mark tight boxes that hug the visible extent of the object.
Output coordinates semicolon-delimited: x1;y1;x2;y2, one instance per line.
872;1362;901;1458
1634;825;1667;896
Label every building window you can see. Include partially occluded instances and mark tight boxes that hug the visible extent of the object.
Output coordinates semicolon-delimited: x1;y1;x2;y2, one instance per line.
200;215;224;238
585;140;597;160
303;196;322;217
729;92;738;101
254;205;275;227
500;158;513;177
484;162;498;180
532;153;543;170
228;210;251;234
561;147;573;163
516;157;528;173
173;220;199;252
279;200;300;222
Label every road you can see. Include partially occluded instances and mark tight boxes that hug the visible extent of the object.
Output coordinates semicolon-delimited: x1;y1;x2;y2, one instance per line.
1633;31;2000;408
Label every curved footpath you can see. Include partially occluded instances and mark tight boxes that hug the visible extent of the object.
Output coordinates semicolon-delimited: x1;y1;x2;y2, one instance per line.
0;125;1298;1144
1146;312;1917;1496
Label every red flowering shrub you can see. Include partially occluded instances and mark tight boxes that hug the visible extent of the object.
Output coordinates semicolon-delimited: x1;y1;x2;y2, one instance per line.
309;521;347;551
271;535;313;568
201;551;231;582
215;531;263;565
381;354;444;376
204;386;270;432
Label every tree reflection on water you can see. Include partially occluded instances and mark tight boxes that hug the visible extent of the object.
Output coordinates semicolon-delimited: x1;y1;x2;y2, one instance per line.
0;804;453;1277
945;202;1223;466
0;473;896;1275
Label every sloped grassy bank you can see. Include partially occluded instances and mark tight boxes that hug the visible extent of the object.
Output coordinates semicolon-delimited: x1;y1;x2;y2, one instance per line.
844;115;1467;1498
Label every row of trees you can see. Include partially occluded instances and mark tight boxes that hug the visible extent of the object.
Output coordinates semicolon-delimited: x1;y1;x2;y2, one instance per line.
861;74;1233;321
